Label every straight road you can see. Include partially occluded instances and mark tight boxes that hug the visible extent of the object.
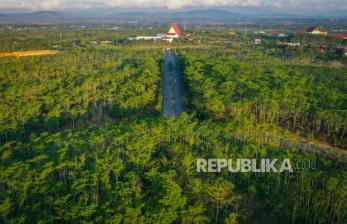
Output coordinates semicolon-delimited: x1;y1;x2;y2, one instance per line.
162;49;183;117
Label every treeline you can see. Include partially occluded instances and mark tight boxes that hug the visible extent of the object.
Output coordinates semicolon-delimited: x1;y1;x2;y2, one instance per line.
0;48;162;143
179;51;347;148
0;29;138;52
254;33;347;66
1;117;346;223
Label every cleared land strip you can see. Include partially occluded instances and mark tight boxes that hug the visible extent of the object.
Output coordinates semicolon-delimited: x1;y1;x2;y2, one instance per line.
162;49;183;117
163;50;174;116
0;50;60;57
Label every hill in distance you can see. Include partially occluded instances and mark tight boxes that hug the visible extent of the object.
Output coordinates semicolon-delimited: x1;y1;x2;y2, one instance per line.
0;10;64;21
172;9;242;19
0;9;243;22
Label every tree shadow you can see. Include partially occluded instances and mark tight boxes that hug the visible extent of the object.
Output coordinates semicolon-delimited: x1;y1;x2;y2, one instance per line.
1;102;161;145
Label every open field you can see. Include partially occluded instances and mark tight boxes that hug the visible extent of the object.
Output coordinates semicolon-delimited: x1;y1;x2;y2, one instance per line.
0;50;60;57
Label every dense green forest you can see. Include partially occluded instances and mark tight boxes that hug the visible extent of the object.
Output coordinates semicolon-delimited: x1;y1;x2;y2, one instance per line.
0;29;347;223
0;48;162;142
179;50;347;147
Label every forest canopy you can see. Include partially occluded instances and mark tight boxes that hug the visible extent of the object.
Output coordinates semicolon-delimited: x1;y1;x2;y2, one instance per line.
0;29;346;224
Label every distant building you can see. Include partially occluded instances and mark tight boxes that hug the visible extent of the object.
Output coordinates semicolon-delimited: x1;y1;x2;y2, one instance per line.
100;40;112;45
166;23;182;39
160;36;174;43
128;23;192;43
284;42;301;47
160;23;192;42
294;29;306;33
306;27;328;35
278;34;289;38
134;36;161;41
294;27;328;35
89;41;98;45
254;39;262;45
332;34;347;40
254;31;266;34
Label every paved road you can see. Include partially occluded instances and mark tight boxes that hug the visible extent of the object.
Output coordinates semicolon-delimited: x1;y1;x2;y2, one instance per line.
162;49;183;117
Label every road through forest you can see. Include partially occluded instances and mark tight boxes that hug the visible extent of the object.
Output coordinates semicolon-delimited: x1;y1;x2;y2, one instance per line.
162;49;183;117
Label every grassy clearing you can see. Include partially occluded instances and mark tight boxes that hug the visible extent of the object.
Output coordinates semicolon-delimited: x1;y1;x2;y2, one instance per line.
0;50;60;57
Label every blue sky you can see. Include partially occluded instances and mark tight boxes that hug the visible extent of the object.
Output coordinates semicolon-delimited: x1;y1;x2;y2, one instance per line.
0;0;346;14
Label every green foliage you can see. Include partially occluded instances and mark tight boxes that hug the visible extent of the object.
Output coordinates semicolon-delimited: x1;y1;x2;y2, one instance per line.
0;29;346;224
180;51;347;147
0;48;162;142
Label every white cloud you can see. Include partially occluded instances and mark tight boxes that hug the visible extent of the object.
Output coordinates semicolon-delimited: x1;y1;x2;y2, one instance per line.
0;0;346;11
103;0;263;9
0;0;60;10
0;0;101;10
39;0;61;10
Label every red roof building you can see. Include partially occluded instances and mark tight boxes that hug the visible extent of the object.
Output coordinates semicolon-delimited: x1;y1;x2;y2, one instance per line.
161;23;192;42
166;23;183;38
306;26;328;35
294;29;306;33
294;27;328;35
130;23;191;43
332;34;347;39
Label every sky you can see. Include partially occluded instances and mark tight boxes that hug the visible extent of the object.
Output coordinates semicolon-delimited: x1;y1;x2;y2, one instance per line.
0;0;347;14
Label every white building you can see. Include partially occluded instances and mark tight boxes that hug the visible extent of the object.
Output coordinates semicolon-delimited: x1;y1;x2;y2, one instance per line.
135;36;161;41
284;42;300;47
254;39;262;45
128;23;190;43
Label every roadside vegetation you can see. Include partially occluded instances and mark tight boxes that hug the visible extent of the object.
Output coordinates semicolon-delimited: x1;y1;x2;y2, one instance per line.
0;28;346;224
